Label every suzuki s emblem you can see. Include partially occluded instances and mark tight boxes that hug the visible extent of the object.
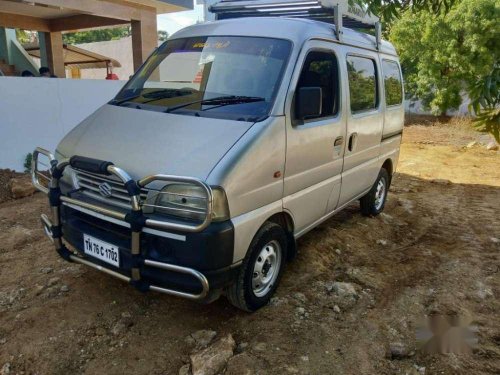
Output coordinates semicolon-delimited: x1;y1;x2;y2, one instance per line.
98;182;113;198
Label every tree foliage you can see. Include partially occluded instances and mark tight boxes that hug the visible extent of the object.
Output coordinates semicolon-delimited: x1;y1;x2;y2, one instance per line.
63;26;132;44
388;0;499;117
158;30;169;42
352;0;456;24
62;27;169;45
469;66;500;142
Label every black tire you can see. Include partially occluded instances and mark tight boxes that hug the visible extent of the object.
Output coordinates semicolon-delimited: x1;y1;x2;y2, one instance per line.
360;168;390;217
226;222;288;312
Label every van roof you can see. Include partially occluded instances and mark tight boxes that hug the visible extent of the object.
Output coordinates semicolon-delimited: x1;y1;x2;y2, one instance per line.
170;17;398;57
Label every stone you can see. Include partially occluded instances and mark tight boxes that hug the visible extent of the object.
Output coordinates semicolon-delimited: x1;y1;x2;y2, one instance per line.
333;305;341;313
486;141;499;151
33;285;45;296
253;342;267;352
475;281;493;299
285;366;299;374
380;213;393;224
324;281;335;293
398;198;414;214
300;355;309;362
466;141;477;148
39;267;53;274
237;342;248;352
9;178;36;199
7;226;32;248
296;307;306;316
376;239;388;246
45;286;59;299
225;353;260;375
269;296;288;306
414;365;426;374
331;282;358;299
388;342;410;360
490;237;500;244
335;249;341;255
47;277;60;287
111;322;127;336
60;285;69;293
0;363;10;375
178;364;191;375
346;267;383;290
189;330;217;349
293;292;307;304
190;334;236;375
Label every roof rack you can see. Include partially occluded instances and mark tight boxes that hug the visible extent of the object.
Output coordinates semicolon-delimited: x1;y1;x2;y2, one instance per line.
208;0;381;48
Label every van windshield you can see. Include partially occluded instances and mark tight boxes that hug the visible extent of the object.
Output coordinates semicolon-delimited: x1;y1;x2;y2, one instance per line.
112;36;292;121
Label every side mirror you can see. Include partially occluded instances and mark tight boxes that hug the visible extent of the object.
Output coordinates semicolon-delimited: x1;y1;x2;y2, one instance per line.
295;87;322;120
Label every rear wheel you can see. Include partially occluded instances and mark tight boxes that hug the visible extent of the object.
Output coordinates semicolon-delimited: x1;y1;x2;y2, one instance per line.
226;222;287;311
360;168;389;216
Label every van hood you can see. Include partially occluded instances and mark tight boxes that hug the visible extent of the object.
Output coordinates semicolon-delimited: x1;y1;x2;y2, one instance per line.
57;104;253;180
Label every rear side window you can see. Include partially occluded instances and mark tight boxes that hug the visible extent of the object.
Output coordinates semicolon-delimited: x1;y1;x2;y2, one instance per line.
346;56;378;113
382;60;403;106
296;50;339;120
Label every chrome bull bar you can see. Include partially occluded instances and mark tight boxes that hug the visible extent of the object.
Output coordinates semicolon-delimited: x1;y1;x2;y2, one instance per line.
32;147;211;300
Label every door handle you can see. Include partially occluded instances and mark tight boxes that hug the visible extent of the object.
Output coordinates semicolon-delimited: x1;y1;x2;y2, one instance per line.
334;136;344;147
348;132;358;152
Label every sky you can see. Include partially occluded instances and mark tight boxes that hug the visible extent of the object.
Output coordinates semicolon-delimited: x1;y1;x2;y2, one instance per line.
157;3;205;37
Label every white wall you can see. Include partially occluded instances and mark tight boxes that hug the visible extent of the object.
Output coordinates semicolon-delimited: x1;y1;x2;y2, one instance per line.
76;37;135;80
0;77;125;171
405;93;472;116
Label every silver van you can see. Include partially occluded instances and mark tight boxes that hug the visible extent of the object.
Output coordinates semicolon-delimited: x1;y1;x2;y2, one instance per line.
32;0;404;311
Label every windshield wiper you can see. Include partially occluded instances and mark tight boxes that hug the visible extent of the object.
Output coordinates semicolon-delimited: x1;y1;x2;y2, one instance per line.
141;88;194;104
164;95;265;113
112;88;195;106
112;94;142;106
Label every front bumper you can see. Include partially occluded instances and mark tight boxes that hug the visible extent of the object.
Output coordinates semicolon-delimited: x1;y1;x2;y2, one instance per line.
33;148;237;301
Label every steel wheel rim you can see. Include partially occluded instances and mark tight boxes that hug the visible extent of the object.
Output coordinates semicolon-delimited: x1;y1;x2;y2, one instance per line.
252;240;282;298
374;178;386;210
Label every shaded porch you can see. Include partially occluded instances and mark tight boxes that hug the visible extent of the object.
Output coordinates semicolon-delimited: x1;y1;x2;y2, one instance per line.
0;0;192;76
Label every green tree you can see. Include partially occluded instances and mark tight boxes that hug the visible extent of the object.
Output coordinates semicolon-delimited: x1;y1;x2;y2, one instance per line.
469;66;500;142
63;26;131;44
388;0;499;116
158;30;169;42
63;27;169;44
353;0;456;25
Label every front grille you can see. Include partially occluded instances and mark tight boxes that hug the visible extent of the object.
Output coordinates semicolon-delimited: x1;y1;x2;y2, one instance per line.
74;169;151;209
71;169;209;222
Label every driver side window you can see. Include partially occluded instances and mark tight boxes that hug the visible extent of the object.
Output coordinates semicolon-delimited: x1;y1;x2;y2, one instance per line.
295;50;339;120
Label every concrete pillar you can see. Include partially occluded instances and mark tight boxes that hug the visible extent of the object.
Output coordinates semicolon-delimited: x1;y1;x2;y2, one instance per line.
37;31;48;68
39;31;65;77
131;11;157;72
0;28;17;64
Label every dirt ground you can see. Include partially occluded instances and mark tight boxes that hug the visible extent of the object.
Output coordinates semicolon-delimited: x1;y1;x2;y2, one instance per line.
0;119;499;375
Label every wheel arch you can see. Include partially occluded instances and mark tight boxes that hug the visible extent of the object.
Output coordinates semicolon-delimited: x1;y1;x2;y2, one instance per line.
381;158;394;185
266;212;297;261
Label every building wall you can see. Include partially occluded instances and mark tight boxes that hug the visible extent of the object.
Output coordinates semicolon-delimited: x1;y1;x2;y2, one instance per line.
76;37;135;80
0;77;125;171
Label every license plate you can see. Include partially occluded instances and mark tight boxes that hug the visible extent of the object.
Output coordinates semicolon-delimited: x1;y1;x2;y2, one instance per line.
83;234;120;267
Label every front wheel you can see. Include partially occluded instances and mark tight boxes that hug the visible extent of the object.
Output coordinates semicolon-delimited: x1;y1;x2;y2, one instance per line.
360;168;390;216
226;222;287;311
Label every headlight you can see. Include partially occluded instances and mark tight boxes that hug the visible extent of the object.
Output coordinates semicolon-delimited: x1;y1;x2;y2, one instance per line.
54;151;78;187
155;184;229;222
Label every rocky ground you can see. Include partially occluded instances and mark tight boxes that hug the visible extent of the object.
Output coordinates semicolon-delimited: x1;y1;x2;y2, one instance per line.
0;118;499;375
